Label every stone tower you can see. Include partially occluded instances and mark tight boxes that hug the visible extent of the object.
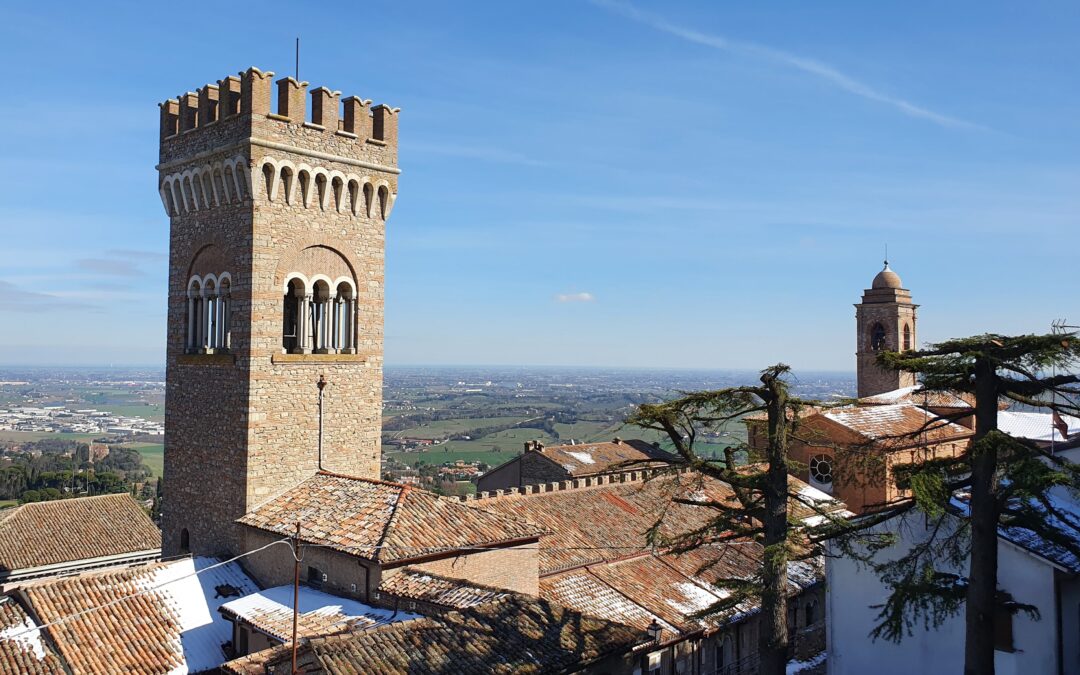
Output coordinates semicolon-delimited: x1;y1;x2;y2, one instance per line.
158;67;399;557
855;262;917;398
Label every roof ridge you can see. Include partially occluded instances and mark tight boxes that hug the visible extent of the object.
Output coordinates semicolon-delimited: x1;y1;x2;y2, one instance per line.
371;484;411;561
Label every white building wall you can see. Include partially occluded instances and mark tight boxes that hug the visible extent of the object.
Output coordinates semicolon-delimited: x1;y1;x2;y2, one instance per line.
827;515;1060;675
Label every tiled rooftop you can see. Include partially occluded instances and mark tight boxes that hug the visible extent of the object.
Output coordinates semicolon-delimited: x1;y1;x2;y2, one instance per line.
18;556;259;674
225;593;646;674
0;595;64;675
0;494;161;576
859;386;974;409
238;472;544;563
474;471;839;575
220;585;417;643
998;411;1080;444
377;569;510;610
822;403;972;445
536;439;677;476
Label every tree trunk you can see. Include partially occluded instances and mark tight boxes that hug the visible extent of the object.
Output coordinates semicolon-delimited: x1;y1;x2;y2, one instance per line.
759;382;790;675
964;357;999;675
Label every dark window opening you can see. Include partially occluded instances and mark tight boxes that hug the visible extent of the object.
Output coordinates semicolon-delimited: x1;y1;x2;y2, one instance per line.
308;565;325;590
871;323;887;351
180;528;190;553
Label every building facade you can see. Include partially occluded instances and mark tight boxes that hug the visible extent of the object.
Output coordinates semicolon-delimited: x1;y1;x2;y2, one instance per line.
159;68;398;557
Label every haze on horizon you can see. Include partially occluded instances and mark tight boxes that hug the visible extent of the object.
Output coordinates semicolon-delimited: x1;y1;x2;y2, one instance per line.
1;1;1076;371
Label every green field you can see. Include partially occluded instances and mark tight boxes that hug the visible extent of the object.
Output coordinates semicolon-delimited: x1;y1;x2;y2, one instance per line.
93;404;165;422
117;443;164;478
552;421;617;443
387;416;530;440
0;500;16;509
0;431;101;443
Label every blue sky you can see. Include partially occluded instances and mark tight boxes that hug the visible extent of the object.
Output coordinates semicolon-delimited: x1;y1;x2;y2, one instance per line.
1;1;1077;370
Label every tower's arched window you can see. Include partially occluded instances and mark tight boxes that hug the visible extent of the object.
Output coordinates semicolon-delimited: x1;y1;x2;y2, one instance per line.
311;280;332;352
870;322;887;351
202;277;218;351
187;273;232;354
903;323;912;351
283;277;307;353
805;600;818;626
186;279;202;353
333;281;355;353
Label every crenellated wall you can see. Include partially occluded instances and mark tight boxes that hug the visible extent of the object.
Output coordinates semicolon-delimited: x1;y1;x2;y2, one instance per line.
161;66;399;559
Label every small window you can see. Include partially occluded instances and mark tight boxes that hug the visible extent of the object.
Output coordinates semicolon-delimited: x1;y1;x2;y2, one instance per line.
180;528;190;553
903;323;912;351
308;565;325;589
805;600;817;625
809;454;833;486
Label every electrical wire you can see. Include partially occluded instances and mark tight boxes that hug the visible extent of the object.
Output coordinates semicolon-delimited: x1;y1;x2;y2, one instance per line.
3;536;294;641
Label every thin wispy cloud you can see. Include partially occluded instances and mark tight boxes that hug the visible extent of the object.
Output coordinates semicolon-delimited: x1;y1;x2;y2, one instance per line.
590;0;982;130
556;292;595;303
0;280;98;312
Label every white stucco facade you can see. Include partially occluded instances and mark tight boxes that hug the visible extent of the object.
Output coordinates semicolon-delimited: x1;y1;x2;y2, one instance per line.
827;513;1080;675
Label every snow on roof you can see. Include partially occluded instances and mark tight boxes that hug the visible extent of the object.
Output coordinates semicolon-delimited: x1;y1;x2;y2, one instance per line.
137;557;262;674
220;585;417;642
998;411;1080;443
19;556;260;675
565;450;596;465
822;403;971;443
952;487;1080;574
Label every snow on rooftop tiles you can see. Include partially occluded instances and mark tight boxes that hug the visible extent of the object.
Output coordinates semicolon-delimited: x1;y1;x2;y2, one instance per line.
221;585;417;642
822;403;970;443
999;411;1080;443
0;605;46;660
564;450;596;465
19;556;259;675
135;557;261;675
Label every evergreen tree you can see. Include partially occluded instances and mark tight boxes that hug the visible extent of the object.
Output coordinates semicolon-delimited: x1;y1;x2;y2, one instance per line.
628;364;840;675
864;333;1080;675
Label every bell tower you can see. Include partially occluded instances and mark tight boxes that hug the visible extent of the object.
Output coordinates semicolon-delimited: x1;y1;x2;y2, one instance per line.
855;261;917;398
158;67;399;557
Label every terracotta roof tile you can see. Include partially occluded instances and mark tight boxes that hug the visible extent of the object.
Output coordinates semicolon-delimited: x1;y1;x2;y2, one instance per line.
0;495;161;575
821;403;972;444
226;593;646;674
377;569;510;610
19;557;258;674
238;472;543;563
536;439;677;476
0;595;64;675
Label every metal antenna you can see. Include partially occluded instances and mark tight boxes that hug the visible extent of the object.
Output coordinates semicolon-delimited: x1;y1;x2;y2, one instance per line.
295;37;300;81
884;243;889;268
1051;319;1079;335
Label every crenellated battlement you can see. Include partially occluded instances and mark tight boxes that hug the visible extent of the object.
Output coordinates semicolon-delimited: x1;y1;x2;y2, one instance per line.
158;67;399;149
458;466;688;503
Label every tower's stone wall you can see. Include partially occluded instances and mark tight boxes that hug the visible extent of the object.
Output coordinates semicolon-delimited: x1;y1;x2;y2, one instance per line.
160;68;398;557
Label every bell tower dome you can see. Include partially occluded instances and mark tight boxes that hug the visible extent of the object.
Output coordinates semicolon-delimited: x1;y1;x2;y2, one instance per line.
855;260;918;398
